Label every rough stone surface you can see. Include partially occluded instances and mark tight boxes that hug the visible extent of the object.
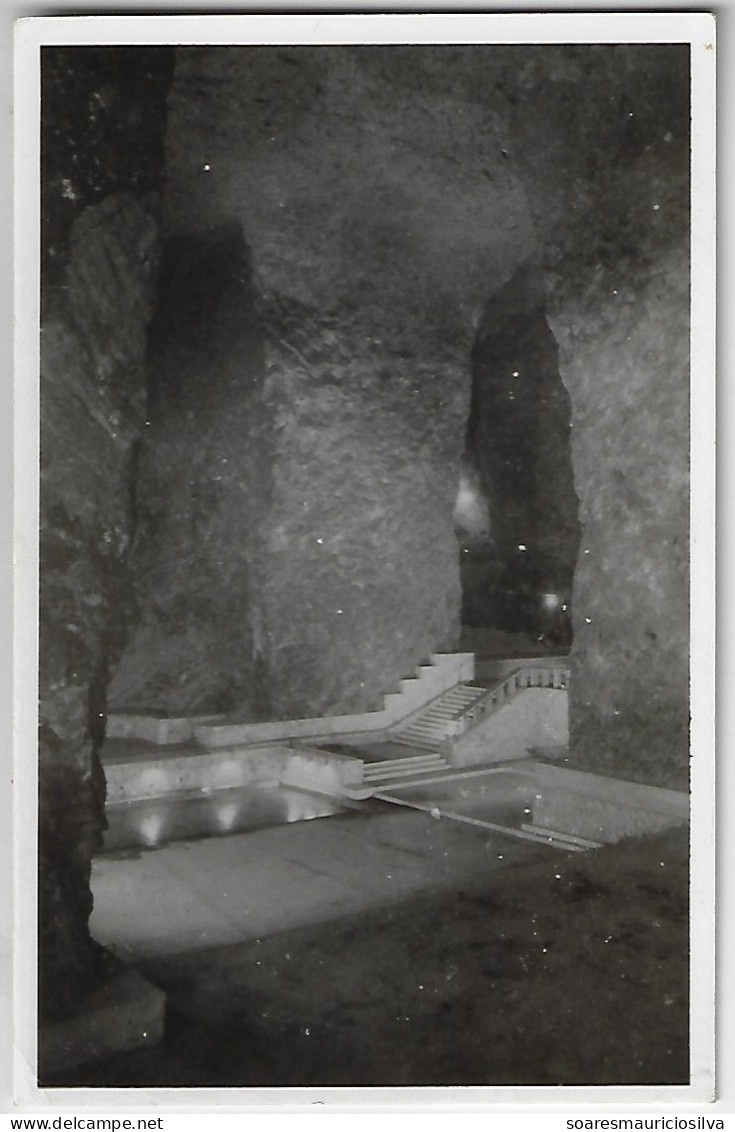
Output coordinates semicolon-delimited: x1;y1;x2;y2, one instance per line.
39;49;172;1019
505;46;691;788
164;46;536;343
112;45;537;718
107;225;273;717
109;44;691;784
39;45;694;1043
40;195;160;1017
549;249;690;789
41;47;174;283
255;298;469;718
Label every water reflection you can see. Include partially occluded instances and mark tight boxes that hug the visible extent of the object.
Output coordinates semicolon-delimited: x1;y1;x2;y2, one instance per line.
103;785;346;854
137;810;167;847
386;772;535;830
213;799;242;831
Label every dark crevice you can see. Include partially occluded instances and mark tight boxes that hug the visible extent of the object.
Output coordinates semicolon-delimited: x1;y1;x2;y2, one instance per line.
456;266;580;648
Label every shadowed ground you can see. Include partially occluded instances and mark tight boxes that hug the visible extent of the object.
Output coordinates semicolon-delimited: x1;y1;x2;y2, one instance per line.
56;825;688;1088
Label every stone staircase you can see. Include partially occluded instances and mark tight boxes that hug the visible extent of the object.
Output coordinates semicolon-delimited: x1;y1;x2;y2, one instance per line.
390;683;485;751
337;751;450;801
364;750;448;782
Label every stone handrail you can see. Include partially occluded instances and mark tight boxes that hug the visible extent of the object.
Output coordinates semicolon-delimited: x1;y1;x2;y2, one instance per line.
448;664;570;739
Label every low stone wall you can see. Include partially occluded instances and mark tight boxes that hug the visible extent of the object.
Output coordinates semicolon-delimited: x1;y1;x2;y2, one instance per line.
106;652;475;749
105;744;288;804
106;712;225;746
279;745;364;795
450;688;569;768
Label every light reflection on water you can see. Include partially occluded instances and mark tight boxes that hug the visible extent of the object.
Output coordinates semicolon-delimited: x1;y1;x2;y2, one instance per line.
214;800;241;831
138;810;167;847
386;772;536;829
103;785;347;853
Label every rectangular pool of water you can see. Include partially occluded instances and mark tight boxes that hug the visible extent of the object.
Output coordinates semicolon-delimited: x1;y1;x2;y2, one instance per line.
378;761;688;848
102;783;349;853
378;769;537;830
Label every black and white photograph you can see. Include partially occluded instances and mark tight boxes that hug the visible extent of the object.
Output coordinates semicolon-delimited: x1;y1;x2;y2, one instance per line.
11;12;717;1104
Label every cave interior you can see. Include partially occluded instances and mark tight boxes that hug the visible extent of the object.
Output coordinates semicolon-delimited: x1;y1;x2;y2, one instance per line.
36;42;692;1084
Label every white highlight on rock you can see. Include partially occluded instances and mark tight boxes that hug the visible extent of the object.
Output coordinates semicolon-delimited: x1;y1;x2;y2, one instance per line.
452;470;491;538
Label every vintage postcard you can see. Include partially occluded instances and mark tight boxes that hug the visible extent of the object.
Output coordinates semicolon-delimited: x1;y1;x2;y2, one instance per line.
10;10;718;1114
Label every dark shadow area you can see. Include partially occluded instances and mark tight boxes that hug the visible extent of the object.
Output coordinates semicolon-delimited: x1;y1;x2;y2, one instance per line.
41;46;175;294
456;266;581;652
49;826;689;1088
145;223;263;420
106;222;275;720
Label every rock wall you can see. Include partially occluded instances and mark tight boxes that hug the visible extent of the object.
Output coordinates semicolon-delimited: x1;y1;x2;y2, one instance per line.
40;197;160;1017
254;299;469;718
112;46;537;718
550;247;690;789
106;224;274;718
39;50;172;1019
506;46;691;787
37;42;693;1039
109;45;691;786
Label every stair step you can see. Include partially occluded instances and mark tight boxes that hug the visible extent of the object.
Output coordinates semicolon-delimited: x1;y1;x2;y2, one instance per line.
398;729;447;742
364;755;444;774
360;756;441;774
341;766;453;798
362;753;448;771
405;714;450;726
391;737;445;752
392;730;445;742
364;762;448;783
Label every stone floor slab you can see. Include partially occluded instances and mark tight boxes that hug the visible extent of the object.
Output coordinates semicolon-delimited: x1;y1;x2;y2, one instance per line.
91;806;550;962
